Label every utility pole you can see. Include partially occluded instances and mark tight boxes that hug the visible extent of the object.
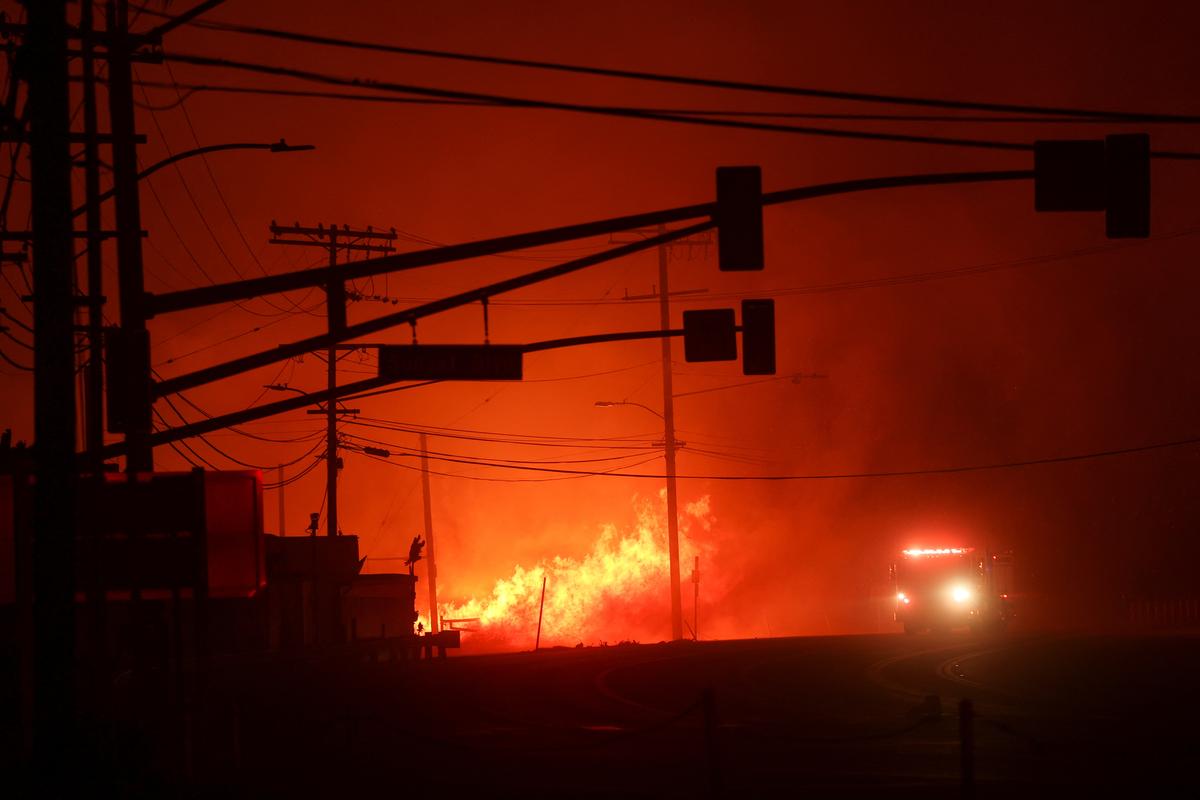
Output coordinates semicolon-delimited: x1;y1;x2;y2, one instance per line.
107;0;153;472
617;226;711;642
656;224;684;642
419;433;439;634
268;223;395;536
277;464;286;536
80;0;104;467
27;0;78;769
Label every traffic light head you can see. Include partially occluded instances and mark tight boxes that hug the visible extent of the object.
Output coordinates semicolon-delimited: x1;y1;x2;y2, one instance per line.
741;299;776;375
1105;133;1150;238
683;309;738;362
1034;140;1105;212
715;166;764;270
105;327;152;435
1033;134;1150;238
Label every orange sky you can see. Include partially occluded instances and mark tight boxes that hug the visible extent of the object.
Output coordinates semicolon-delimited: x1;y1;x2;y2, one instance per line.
3;1;1200;643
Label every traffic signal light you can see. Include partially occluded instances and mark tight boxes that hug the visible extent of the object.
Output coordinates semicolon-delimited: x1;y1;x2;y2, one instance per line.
741;299;776;375
1034;133;1150;238
1105;133;1150;238
105;327;151;434
1034;140;1105;212
377;344;523;380
715;166;764;270
683;309;737;362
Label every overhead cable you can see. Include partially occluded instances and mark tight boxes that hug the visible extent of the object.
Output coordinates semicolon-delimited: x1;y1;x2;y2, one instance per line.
143;10;1200;123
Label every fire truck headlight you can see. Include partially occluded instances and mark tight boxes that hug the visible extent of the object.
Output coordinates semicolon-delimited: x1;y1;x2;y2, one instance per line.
951;585;971;604
897;592;910;604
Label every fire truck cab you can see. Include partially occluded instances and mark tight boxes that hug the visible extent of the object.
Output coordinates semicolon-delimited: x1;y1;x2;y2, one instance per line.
890;547;1013;634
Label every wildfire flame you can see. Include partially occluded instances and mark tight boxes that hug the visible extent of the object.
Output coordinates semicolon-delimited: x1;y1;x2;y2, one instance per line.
440;492;718;649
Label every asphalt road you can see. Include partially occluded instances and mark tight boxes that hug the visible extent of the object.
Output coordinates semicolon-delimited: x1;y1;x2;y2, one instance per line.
107;630;1200;797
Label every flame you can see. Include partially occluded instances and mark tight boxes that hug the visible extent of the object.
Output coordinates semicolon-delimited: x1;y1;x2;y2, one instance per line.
440;492;719;649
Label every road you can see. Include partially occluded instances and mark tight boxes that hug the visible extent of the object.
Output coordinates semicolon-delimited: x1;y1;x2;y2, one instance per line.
99;630;1200;797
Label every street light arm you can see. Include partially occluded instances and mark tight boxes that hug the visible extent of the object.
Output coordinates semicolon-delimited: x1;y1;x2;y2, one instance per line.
72;139;315;218
263;382;305;396
594;399;664;420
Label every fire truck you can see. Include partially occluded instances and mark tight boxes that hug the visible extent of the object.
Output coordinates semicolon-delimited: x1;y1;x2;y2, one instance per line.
890;547;1013;634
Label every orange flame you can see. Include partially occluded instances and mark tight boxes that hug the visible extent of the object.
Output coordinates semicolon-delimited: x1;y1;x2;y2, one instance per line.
441;492;720;649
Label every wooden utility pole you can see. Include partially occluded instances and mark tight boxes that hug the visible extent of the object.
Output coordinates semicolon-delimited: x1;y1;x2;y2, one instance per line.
535;575;547;651
655;223;684;642
107;0;153;472
277;464;286;536
80;0;104;466
267;223;395;536
419;432;439;633
616;226;711;641
27;0;78;768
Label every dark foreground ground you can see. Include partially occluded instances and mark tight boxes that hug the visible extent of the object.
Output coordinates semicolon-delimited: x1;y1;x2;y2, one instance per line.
14;630;1200;797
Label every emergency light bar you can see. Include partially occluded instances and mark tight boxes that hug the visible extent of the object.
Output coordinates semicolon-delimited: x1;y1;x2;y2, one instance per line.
902;547;972;557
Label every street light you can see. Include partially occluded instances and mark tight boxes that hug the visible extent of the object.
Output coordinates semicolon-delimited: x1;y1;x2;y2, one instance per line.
594;397;683;641
594;399;664;420
72;139;316;218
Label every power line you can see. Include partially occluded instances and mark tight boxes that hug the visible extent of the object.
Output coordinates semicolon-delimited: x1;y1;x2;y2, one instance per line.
126;78;1194;126
158;389;325;471
263;455;323;489
153;310;296;366
134;71;300;318
139;164;286;317
144;10;1200;124
159;51;1035;154
673;373;814;399
386;224;1200;308
164;377;324;447
354;430;1200;480
1;325;33;349
349;446;665;484
345;417;661;449
0;346;32;371
160;50;1200;158
159;60;320;318
341;430;662;466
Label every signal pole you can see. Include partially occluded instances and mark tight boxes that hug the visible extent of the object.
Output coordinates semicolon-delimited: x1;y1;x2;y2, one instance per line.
80;0;105;466
107;0;153;472
268;223;395;536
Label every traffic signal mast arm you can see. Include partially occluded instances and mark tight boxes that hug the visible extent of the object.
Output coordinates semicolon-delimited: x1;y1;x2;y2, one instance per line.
150;169;1031;400
152;221;713;397
97;328;687;460
148;169;1028;317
